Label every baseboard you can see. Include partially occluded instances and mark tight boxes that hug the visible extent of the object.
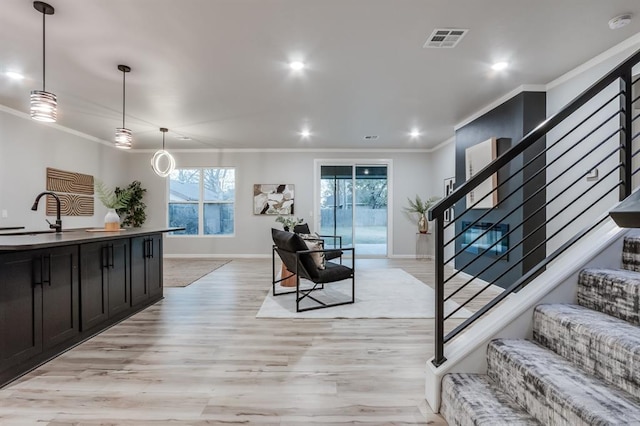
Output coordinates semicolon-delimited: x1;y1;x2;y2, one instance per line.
389;254;434;259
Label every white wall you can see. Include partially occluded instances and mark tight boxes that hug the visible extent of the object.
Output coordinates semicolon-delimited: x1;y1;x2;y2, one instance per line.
126;149;432;257
426;139;456;260
0;108;129;230
546;43;640;253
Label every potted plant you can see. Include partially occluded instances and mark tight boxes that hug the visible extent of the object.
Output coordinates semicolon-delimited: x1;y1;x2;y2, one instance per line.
116;181;147;228
95;180;131;231
275;215;303;232
403;195;440;233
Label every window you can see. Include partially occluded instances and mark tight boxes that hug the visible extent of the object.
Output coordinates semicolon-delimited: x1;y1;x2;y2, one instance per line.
168;168;235;236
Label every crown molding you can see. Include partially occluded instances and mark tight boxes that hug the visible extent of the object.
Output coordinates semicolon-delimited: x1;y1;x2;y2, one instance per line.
129;147;437;154
0;104;116;148
454;84;546;131
546;32;640;90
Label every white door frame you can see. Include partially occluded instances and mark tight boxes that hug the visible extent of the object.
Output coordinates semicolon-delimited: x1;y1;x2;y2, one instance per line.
313;158;393;257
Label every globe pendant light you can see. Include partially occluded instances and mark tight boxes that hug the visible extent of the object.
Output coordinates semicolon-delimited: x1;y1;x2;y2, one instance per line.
151;128;176;177
30;1;57;122
115;64;132;149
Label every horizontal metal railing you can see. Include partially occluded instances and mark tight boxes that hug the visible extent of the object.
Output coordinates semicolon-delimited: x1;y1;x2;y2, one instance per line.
428;49;640;367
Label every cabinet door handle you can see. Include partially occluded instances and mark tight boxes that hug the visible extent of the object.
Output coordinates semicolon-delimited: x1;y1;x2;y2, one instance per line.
42;255;51;286
109;244;115;268
149;239;154;258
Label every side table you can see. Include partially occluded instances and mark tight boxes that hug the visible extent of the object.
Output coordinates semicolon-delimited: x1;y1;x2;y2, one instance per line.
280;264;297;287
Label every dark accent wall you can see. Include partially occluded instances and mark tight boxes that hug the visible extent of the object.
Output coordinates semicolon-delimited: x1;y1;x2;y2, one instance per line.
454;91;546;288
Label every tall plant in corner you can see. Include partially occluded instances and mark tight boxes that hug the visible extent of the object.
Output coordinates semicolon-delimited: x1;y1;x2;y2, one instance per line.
116;181;147;228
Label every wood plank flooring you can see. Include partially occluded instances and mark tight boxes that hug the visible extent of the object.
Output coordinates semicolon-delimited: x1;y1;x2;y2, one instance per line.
0;258;500;425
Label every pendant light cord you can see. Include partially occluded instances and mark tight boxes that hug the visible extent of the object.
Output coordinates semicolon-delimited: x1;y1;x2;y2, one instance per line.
42;11;46;91
162;131;166;150
122;70;126;128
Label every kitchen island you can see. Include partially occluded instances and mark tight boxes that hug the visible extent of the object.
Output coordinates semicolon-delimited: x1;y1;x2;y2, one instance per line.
0;227;181;386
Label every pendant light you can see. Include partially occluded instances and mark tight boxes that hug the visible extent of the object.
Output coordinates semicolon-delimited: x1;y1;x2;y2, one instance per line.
151;128;176;177
115;64;132;149
30;1;57;122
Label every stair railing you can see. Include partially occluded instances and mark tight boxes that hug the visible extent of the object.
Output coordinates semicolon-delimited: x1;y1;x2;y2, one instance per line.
428;48;640;367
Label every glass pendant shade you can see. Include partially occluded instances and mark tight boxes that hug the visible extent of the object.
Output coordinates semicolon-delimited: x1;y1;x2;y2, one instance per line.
30;90;57;122
151;128;176;177
31;2;56;123
115;127;132;149
114;65;132;148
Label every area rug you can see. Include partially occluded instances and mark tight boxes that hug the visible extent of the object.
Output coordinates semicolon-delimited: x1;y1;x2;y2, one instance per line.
163;258;231;287
256;268;472;319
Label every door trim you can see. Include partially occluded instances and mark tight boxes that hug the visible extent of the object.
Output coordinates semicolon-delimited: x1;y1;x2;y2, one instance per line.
313;159;393;257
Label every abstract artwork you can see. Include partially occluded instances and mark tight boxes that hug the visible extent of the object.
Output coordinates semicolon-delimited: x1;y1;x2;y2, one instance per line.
444;177;455;223
465;138;497;209
45;168;94;216
253;184;295;215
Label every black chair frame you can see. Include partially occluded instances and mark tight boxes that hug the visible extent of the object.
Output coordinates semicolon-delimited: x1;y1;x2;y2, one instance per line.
271;244;355;312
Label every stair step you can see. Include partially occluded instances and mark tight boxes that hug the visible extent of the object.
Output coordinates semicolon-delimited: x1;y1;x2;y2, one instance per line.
623;236;640;272
533;303;640;399
441;373;541;426
578;268;640;325
487;339;640;425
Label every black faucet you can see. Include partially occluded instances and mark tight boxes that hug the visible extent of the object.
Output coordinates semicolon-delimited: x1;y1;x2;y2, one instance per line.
31;192;62;233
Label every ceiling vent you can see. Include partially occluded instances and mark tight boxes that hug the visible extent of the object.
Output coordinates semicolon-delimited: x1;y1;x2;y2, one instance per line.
363;135;379;140
423;29;468;48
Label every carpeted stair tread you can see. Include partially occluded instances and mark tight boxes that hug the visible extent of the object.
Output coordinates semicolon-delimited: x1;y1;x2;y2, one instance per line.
533;303;640;398
487;338;640;425
441;373;541;426
578;268;640;325
623;236;640;272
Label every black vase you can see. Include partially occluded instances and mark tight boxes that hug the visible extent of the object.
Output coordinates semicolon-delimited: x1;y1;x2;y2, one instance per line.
284;226;290;232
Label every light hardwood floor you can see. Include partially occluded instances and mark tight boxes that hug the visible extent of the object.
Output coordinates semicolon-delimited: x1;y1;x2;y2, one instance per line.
0;258;499;425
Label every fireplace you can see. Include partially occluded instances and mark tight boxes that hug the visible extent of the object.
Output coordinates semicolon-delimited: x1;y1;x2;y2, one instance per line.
461;221;509;259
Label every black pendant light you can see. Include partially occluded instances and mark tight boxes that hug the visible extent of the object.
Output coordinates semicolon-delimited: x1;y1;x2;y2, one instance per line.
114;64;132;149
30;1;57;122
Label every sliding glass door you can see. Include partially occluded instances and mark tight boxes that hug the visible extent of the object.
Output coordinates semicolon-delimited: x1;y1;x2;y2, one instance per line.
319;163;388;256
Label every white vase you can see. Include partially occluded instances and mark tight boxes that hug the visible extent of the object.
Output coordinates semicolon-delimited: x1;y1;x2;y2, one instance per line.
104;208;120;231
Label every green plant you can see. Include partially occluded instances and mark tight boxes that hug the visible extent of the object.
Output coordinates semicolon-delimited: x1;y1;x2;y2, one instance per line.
116;181;147;228
403;195;440;215
95;179;131;209
275;215;303;230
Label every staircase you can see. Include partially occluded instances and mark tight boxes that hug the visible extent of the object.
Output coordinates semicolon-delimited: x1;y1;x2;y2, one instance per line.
440;235;640;425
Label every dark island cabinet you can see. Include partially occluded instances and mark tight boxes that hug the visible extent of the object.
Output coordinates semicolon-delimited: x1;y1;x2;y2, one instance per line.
0;228;175;387
0;246;78;375
130;234;163;307
79;239;129;331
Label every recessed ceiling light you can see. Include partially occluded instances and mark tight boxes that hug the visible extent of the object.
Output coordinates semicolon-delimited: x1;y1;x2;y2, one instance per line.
5;71;25;80
491;62;509;71
289;61;305;71
609;13;632;29
410;129;421;138
300;129;311;137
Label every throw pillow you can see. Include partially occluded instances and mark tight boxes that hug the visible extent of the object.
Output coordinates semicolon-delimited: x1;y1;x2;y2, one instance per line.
303;239;326;270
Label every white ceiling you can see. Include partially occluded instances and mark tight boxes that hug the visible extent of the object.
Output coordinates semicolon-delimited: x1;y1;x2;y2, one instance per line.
1;0;640;150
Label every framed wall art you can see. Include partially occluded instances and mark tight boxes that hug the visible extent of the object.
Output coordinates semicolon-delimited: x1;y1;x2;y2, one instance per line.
443;177;455;222
465;137;497;209
253;184;295;215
